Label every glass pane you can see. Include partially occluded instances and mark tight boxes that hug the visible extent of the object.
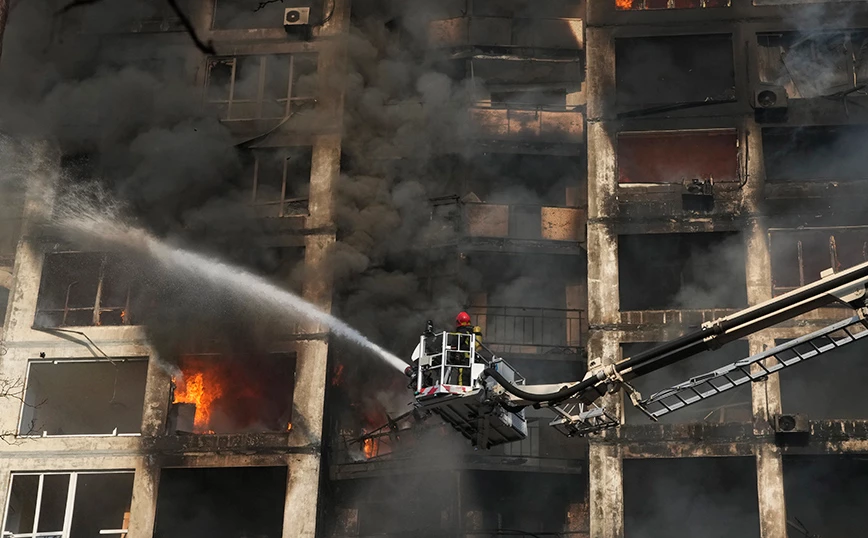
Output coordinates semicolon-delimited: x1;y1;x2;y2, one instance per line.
70;473;134;538
5;475;39;533
233;56;261;101
37;474;69;533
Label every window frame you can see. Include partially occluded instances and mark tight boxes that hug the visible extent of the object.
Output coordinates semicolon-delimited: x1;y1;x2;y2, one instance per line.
2;470;134;538
34;252;134;328
204;53;317;121
247;149;312;218
18;358;149;438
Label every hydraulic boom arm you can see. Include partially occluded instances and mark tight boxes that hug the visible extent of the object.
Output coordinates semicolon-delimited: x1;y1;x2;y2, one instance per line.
406;259;868;447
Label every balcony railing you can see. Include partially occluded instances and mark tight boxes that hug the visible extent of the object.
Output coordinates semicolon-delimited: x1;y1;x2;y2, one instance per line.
469;106;584;144
429;198;585;245
252;197;309;219
469;306;584;355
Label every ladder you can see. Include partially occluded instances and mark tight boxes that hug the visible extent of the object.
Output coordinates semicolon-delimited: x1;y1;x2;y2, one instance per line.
635;309;868;420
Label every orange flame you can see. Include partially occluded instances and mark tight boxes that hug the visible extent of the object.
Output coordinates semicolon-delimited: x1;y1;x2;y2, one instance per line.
615;0;637;8
173;369;224;433
331;364;345;386
286;423;292;432
363;436;377;459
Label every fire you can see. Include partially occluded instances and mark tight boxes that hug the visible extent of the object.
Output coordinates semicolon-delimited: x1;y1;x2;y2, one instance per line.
173;369;224;432
362;433;379;459
615;0;637;8
331;363;345;386
286;423;292;432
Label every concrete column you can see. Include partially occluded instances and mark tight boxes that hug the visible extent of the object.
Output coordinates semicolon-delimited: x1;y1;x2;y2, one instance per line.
755;443;787;538
743;176;786;537
585;22;623;538
4;142;58;342
589;441;623;538
282;452;322;538
127;457;160;538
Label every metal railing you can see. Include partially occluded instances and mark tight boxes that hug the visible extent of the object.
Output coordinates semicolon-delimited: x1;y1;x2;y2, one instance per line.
470;306;584;354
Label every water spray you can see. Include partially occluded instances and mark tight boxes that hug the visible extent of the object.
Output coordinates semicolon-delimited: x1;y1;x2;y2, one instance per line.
53;203;407;372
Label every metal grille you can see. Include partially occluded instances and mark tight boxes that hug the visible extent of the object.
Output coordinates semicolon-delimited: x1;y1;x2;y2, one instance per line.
471;306;584;354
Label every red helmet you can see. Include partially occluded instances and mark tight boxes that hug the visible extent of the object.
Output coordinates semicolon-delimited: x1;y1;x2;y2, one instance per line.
456;311;471;326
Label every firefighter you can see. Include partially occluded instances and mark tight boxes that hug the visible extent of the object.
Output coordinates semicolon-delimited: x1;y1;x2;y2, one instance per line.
452;311;482;386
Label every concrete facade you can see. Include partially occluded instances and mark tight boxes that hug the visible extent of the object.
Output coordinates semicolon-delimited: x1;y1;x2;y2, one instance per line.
1;1;868;537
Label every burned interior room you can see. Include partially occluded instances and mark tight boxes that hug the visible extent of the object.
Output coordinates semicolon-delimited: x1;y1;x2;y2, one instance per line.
623;458;761;538
618;232;747;312
153;466;287;538
615;34;735;107
169;352;296;434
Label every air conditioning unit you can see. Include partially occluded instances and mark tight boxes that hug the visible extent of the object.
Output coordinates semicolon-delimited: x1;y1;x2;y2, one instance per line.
752;85;788;110
284;7;310;25
773;413;809;434
284;7;312;40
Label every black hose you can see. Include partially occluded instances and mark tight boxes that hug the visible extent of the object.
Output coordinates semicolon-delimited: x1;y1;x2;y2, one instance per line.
621;259;868;372
482;368;581;403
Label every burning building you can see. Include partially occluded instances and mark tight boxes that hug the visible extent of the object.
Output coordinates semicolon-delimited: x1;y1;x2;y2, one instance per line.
0;0;866;537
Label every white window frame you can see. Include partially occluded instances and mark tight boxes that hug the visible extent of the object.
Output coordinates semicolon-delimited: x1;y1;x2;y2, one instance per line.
2;471;134;538
17;358;148;438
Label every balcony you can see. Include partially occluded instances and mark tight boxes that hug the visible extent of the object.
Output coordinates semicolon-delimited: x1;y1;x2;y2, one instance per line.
429;199;585;255
469;306;585;356
330;410;584;480
470;106;584;146
428;16;584;54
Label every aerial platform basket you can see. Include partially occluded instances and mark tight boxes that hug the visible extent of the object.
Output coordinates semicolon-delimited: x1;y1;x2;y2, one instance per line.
410;331;528;448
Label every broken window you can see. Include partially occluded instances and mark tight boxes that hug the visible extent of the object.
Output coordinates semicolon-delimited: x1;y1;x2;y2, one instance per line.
758;30;868;98
34;252;138;328
763;125;868;182
622;341;752;425
778;337;868;420
3;471;134;538
618;130;739;184
616;35;736;107
769;227;868;295
20;358;148;436
624;458;760;538
153;467;286;538
214;0;320;29
616;0;730;9
619;232;747;311
168;353;296;434
783;456;868;538
205;54;317;121
241;147;312;218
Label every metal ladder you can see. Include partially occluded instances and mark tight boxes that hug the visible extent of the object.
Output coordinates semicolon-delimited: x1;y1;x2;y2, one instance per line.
635;310;868;420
